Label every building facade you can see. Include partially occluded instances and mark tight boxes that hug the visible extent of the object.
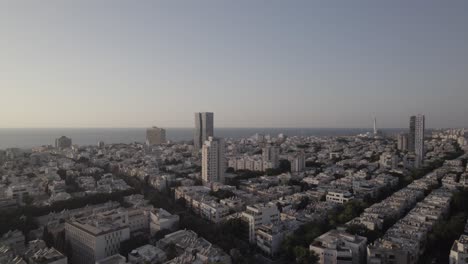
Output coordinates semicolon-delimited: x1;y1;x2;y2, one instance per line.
202;137;225;184
55;136;72;150
262;145;280;169
241;203;280;243
194;112;214;151
65;213;130;264
410;115;425;168
146;127;166;145
397;133;409;151
310;229;367;264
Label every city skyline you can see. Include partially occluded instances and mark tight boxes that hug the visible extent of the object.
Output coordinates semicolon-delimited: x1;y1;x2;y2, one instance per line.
1;1;468;128
1;2;468;264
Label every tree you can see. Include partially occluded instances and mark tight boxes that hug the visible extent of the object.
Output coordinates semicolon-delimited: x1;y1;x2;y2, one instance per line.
293;246;319;264
279;159;291;173
119;235;148;257
57;169;67;179
166;243;178;260
22;193;34;206
295;197;310;210
42;226;54;248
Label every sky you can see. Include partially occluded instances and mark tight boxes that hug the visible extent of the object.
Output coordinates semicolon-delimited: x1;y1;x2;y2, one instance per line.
1;1;467;129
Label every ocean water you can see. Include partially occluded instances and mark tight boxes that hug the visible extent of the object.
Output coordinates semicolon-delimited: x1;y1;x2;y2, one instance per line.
0;128;404;149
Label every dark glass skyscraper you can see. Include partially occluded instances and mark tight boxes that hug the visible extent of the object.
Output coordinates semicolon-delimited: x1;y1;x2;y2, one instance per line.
194;112;214;150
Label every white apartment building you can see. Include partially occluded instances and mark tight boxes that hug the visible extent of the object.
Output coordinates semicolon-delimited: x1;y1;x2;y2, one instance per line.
450;235;468;264
5;184;44;203
65;211;130;264
241;203;280;243
127;208;148;236
202;137;225;184
310;229;367;264
326;191;354;204
256;220;299;257
149;208;179;236
200;200;230;223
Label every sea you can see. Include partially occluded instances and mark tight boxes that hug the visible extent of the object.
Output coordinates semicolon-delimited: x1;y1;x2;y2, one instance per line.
0;128;405;149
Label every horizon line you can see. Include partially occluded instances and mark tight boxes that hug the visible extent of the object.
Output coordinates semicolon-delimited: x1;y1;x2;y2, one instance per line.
0;126;452;130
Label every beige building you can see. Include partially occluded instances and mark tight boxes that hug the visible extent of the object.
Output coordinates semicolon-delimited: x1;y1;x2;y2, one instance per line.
55;136;72;150
449;234;468;264
146;127;166;145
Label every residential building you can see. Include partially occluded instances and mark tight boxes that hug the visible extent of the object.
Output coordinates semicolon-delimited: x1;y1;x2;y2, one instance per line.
290;152;306;173
0;230;25;255
310;229;367;264
156;230;231;264
202;137;225;184
146;127;166;145
262;145;279;169
256;220;299;257
379;153;398;169
326;191;354;204
149;208;179;236
397;133;409;151
241;203;280;243
28;247;67;264
128;244;166;264
55;136;72;150
449;234;468;264
194;112;214;151
200;200;230;223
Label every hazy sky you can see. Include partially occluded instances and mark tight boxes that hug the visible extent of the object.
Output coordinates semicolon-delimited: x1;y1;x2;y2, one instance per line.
1;1;467;128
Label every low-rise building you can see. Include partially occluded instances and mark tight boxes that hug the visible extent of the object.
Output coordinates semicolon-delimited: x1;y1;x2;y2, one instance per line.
326;191;354;204
128;244;166;264
310;229;367;264
0;230;25;255
241;203;280;243
65;211;130;264
149;208;179;236
449;234;468;264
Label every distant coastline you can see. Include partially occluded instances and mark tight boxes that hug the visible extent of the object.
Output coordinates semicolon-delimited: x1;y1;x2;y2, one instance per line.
0;127;406;149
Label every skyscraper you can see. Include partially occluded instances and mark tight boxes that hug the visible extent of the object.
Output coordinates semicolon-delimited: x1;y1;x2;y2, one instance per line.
202;137;225;184
409;115;425;167
397;133;409;151
194;112;214;150
409;116;416;152
262;145;280;169
146;127;166;145
373;117;377;135
55;136;72;150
